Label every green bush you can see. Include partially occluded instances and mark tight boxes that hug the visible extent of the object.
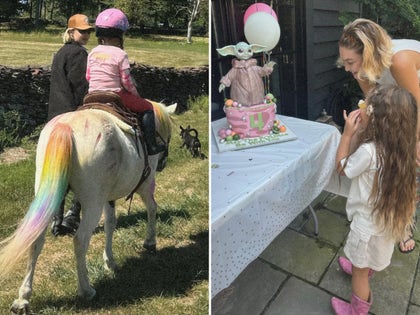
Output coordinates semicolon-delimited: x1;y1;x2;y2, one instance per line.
187;95;209;113
0;110;25;152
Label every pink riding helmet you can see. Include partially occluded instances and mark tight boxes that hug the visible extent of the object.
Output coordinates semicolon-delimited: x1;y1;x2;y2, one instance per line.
95;8;129;31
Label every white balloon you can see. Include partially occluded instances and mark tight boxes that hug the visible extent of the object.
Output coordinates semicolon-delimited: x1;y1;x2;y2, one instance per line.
244;11;281;52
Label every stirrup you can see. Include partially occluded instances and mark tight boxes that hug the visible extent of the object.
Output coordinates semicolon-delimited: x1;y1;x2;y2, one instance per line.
147;144;166;155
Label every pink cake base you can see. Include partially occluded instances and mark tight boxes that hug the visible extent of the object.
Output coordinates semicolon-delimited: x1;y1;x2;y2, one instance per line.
224;103;276;138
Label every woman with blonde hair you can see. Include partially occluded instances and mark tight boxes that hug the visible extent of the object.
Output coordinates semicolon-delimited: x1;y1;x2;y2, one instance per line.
48;14;93;237
332;85;417;314
338;18;420;253
48;14;93;120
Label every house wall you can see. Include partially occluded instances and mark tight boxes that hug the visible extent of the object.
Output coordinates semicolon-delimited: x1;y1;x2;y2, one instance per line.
305;0;361;120
211;0;361;121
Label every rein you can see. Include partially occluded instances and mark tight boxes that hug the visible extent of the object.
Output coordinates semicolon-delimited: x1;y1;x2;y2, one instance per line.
125;130;150;214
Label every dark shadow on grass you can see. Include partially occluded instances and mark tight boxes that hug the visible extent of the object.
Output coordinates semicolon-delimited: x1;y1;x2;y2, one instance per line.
36;230;208;311
93;230;208;305
93;206;192;234
118;206;192;227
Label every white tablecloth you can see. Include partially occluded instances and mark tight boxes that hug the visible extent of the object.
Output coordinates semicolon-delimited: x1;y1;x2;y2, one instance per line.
211;115;342;297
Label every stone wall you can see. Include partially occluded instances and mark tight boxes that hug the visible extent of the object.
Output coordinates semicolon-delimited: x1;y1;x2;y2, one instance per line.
0;64;208;136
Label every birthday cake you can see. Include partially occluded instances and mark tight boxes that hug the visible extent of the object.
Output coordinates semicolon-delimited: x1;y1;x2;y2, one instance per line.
218;94;289;142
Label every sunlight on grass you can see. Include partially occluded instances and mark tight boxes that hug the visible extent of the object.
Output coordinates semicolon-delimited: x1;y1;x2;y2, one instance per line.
0;30;208;68
0;40;60;66
0;96;209;314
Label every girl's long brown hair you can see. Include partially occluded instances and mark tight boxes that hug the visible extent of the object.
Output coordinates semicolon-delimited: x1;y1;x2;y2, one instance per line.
358;85;417;240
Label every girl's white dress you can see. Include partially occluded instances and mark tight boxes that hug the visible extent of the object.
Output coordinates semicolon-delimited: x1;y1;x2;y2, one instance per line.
341;142;395;271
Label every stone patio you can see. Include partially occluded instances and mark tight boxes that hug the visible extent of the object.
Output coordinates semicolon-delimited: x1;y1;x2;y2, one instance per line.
212;192;420;315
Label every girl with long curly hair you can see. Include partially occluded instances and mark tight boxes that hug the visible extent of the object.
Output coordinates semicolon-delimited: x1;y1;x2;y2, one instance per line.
337;18;420;253
331;85;417;315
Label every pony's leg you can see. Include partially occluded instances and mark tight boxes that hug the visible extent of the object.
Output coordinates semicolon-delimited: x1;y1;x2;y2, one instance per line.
73;202;103;300
10;230;47;315
103;201;117;271
138;180;157;252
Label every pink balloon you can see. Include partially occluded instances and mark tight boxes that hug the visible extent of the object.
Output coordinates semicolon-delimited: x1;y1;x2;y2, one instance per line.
244;3;278;24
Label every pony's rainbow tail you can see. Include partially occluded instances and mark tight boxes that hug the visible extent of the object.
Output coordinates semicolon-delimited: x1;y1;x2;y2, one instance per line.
0;123;72;277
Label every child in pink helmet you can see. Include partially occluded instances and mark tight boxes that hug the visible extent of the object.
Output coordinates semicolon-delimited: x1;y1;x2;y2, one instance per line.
86;8;165;155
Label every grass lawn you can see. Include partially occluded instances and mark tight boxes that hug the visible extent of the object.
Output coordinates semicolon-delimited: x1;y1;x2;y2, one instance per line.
0;29;208;68
0;97;209;314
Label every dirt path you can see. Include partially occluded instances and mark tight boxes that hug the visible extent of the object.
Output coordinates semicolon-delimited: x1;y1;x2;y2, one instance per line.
0;147;29;164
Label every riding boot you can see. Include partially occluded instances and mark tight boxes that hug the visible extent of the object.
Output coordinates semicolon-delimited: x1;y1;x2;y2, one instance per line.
51;200;65;237
61;199;81;235
140;110;166;155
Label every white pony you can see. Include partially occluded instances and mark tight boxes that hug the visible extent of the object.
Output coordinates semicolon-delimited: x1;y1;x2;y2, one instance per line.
0;101;175;314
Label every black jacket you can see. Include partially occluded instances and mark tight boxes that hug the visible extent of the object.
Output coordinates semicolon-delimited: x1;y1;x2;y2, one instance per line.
47;42;88;120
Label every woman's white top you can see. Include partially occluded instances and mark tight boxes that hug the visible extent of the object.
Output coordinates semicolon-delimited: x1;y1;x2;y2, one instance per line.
377;39;420;86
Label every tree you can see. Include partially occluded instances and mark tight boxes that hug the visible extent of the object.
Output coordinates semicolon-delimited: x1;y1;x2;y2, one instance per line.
169;0;204;43
34;0;42;26
355;0;420;38
116;0;173;28
186;0;200;43
0;0;21;19
2;0;208;38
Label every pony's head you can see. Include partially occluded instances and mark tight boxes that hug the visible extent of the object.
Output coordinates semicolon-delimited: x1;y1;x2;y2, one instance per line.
150;101;176;171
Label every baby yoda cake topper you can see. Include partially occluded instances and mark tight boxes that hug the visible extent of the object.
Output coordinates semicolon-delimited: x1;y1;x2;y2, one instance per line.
217;41;276;106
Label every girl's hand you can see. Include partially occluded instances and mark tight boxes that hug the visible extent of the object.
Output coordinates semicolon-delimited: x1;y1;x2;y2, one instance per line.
342;109;361;138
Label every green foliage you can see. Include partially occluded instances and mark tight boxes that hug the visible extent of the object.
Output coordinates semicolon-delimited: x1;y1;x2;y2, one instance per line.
0;153;35;237
353;0;420;38
0;0;21;18
187;94;209;113
0;110;25;152
115;0;207;31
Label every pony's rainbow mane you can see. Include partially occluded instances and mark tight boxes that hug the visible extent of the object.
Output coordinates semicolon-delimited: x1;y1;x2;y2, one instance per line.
151;101;174;138
0;123;72;277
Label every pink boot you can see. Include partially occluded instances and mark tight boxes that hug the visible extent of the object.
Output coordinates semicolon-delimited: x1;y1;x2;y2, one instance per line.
338;256;374;278
331;293;372;315
331;296;351;314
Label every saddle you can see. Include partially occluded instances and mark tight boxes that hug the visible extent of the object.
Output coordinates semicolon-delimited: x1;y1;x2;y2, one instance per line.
80;91;139;129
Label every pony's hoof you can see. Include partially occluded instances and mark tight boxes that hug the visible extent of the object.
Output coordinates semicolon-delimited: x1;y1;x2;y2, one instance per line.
10;299;30;315
143;242;156;252
104;259;117;272
79;287;96;301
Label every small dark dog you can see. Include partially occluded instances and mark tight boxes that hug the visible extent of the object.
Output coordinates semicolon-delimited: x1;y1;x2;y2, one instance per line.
180;125;206;159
